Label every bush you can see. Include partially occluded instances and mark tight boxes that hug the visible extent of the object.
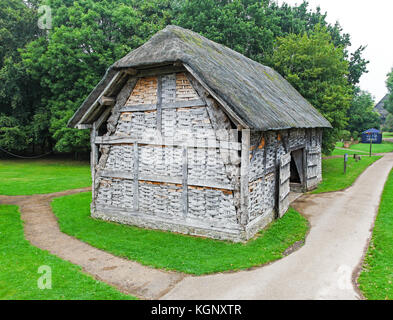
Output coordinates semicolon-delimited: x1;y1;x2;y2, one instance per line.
383;114;393;132
340;130;352;141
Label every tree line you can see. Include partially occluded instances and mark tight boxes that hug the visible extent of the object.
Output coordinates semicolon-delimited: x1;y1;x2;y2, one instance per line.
0;0;381;156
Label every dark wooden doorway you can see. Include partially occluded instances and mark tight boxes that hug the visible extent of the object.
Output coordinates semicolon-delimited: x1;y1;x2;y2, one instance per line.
290;148;304;192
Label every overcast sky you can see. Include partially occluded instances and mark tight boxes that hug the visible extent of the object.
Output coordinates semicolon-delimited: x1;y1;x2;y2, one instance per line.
276;0;393;103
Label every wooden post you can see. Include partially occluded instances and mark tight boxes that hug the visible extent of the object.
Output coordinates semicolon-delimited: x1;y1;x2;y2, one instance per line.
182;146;188;218
274;139;279;219
133;142;139;211
240;128;250;226
91;122;98;201
302;147;307;192
369;132;373;157
157;76;162;134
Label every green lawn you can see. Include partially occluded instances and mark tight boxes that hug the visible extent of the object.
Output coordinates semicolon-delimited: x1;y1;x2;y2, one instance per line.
0;159;91;195
335;141;393;154
382;132;393;138
52;192;309;275
311;156;381;194
358;169;393;300
330;148;368;156
0;204;135;300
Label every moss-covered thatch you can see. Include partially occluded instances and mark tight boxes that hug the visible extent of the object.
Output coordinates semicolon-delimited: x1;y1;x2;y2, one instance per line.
69;25;331;130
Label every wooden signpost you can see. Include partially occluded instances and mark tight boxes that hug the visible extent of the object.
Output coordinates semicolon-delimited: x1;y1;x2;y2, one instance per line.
368;132;373;157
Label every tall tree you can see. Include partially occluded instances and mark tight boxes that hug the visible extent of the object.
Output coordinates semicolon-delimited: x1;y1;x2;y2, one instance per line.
269;26;353;154
3;0;369;155
22;0;173;153
346;88;380;134
0;0;43;153
384;68;393;114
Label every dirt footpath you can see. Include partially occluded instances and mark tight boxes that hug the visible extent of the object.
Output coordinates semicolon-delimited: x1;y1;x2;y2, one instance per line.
0;188;184;300
162;154;393;299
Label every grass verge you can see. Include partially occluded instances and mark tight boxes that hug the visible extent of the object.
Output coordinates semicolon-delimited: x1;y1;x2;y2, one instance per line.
311;156;381;194
0;159;90;195
336;141;393;154
0;204;135;300
52;192;309;275
358;168;393;300
330;148;368;156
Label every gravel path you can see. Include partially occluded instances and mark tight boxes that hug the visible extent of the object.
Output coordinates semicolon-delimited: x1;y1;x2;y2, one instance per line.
162;154;393;299
0;188;184;300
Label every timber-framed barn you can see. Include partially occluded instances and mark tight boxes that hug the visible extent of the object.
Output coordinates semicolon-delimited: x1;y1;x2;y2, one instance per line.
69;25;331;242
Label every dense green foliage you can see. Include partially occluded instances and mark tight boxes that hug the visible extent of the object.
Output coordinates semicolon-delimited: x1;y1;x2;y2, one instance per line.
346;88;380;135
52;192;308;275
358;169;393;300
0;0;44;152
384;68;393;115
0;159;90;195
311;156;381;194
0;204;134;299
382;69;393;132
269;27;352;154
1;0;370;155
383;114;393;133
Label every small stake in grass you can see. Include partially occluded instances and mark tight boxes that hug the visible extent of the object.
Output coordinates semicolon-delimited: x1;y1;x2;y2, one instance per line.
344;153;348;174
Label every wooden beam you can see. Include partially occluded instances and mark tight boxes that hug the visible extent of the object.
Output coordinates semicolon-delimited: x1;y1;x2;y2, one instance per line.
77;71;121;126
121;104;156;112
95;107;112;130
133;143;139;211
100;170;236;190
274;134;280;219
90;123;99;201
99;96;116;106
124;68;138;76
240;128;250;226
95;136;242;151
76;124;92;129
121;99;206;112
182;146;188;218
134;65;186;78
157;76;162;133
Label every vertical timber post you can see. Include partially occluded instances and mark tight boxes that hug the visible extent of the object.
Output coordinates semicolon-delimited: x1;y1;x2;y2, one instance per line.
240;128;250;227
91;122;98;201
182;146;188;218
157;76;162;134
274;135;280;219
133;142;139;211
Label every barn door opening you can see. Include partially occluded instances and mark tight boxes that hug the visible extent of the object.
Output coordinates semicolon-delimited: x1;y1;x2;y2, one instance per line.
290;148;304;192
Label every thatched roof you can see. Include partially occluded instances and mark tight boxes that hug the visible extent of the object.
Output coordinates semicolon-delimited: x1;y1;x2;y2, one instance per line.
69;25;331;130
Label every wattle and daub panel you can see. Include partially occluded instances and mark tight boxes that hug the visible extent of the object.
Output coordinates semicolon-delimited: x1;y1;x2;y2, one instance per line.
95;73;238;228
